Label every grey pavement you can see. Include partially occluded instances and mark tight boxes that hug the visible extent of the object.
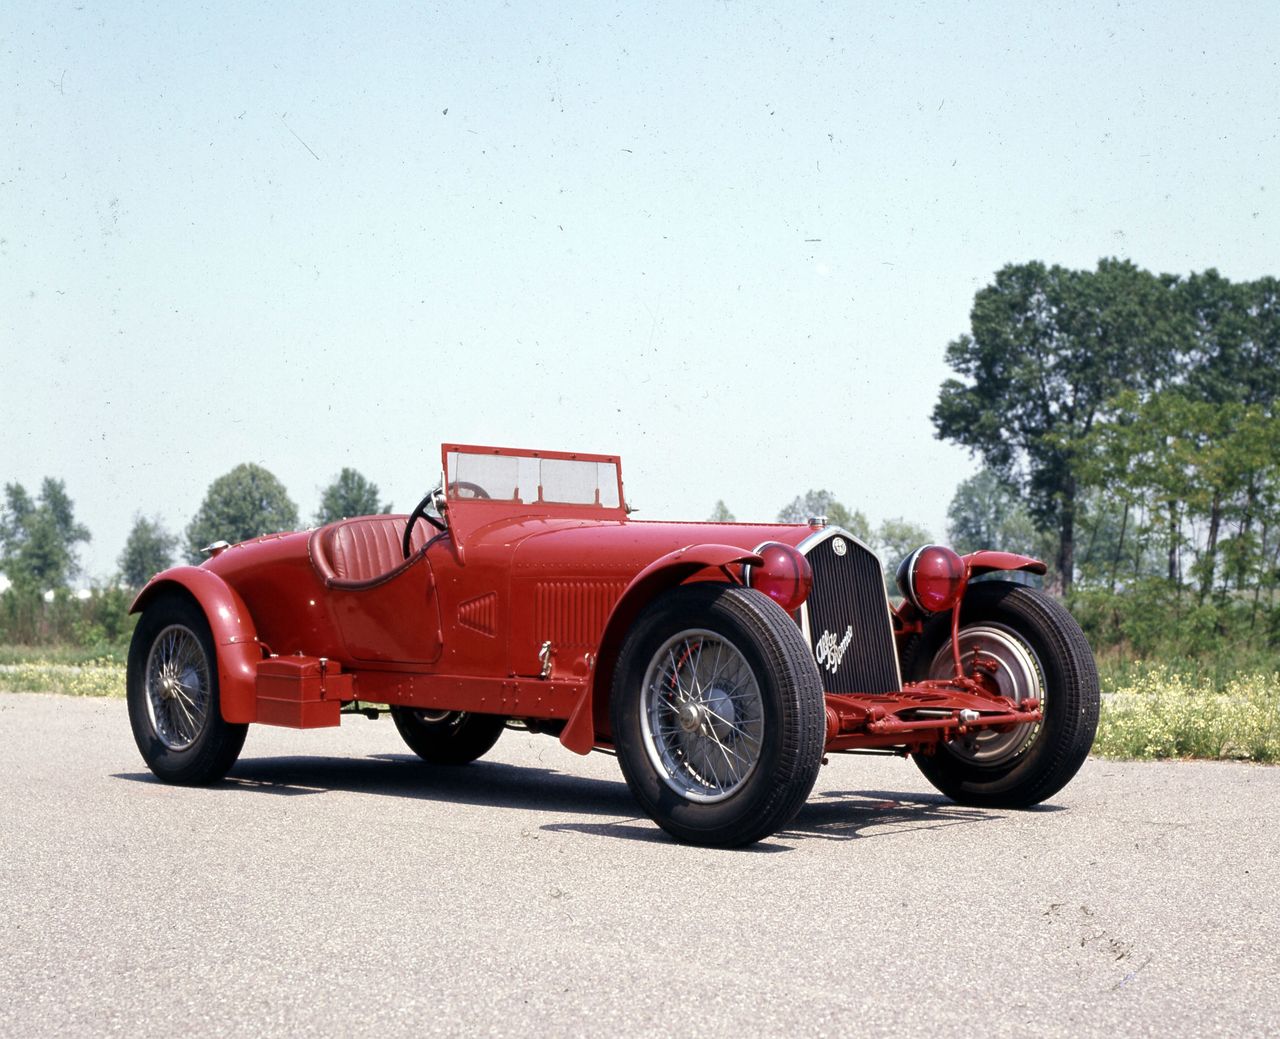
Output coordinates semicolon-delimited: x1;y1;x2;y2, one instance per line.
1;691;1277;1038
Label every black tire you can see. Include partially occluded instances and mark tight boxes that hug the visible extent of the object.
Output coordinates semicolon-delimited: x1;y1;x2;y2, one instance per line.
127;592;248;785
390;707;506;765
901;581;1099;808
610;584;825;848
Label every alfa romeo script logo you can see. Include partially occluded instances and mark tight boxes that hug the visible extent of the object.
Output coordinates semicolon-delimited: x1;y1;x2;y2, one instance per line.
815;625;854;674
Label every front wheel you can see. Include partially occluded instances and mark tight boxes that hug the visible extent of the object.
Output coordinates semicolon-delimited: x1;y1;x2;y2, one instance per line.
127;592;248;785
611;584;825;847
901;581;1099;808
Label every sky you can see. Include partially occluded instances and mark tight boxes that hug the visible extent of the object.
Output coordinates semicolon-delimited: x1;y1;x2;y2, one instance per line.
3;1;1278;584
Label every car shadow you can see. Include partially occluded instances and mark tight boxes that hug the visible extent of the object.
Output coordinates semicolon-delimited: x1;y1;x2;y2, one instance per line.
113;753;639;819
784;789;995;842
112;759;1062;848
540;788;1027;847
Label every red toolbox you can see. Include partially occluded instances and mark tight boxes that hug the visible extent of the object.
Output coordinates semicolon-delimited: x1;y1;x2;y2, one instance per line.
254;656;353;728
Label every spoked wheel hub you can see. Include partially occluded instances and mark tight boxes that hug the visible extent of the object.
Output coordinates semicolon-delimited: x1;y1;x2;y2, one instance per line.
144;624;212;751
640;629;765;804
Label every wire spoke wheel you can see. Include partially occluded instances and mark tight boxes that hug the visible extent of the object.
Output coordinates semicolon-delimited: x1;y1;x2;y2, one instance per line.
640;630;765;803
611;584;825;847
127;593;247;785
144;624;212;751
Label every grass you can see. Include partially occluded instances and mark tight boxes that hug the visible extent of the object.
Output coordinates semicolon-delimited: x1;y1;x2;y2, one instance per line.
0;656;125;698
0;643;128;666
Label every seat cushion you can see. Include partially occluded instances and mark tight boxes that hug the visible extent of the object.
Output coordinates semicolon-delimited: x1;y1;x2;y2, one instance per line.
311;516;429;586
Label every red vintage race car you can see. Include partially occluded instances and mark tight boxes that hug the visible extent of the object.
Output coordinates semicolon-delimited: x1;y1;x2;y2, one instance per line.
127;444;1099;847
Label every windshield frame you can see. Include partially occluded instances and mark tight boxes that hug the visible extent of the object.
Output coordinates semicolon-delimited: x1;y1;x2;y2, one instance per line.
439;443;627;519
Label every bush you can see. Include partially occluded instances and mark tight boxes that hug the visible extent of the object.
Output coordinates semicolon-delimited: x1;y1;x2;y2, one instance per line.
1095;665;1280;762
0;586;136;658
1069;580;1279;665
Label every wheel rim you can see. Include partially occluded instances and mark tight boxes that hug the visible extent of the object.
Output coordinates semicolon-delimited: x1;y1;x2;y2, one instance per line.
144;624;212;751
927;623;1043;767
413;709;463;727
640;629;764;803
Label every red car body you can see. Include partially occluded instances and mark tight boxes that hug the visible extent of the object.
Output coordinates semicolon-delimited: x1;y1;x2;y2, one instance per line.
128;443;1099;846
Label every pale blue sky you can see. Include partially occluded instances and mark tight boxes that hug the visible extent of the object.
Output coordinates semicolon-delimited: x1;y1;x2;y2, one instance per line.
3;1;1278;582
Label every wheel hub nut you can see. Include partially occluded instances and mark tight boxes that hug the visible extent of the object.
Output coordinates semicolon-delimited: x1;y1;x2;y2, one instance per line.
677;703;702;733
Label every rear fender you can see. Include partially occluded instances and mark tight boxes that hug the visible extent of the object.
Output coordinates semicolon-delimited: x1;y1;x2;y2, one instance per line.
559;544;765;754
130;567;262;724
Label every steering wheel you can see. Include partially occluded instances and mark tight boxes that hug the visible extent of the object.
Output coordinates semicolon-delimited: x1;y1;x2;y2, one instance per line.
403;487;446;559
401;482;493;559
448;480;491;501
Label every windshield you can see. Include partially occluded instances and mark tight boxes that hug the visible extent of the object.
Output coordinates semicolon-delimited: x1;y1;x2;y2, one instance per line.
444;447;622;509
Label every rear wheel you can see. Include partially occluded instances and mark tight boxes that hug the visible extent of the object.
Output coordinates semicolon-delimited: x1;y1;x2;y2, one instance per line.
127;593;248;785
902;581;1099;808
390;707;506;764
611;584;825;847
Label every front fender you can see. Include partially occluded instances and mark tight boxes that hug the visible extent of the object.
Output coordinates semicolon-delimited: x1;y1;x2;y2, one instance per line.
131;567;262;724
963;550;1047;579
559;544;765;754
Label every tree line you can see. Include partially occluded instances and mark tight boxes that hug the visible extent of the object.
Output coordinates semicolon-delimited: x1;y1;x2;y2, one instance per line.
932;260;1279;605
1;465;390;593
0;468;390;646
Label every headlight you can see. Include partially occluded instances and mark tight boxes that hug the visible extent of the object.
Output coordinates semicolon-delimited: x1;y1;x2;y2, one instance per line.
896;545;966;614
745;542;813;613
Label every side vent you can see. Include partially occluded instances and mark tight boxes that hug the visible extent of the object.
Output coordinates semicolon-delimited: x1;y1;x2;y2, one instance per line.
535;579;628;649
458;592;498;636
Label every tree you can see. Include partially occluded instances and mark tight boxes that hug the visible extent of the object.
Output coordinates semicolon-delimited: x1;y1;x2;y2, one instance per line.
708;500;736;522
945;469;1040;557
1177;273;1280;597
315;468;390;525
875;517;933;571
119;516;178;589
777;490;872;542
1081;389;1280;597
933;258;1184;591
185;464;299;563
0;479;91;590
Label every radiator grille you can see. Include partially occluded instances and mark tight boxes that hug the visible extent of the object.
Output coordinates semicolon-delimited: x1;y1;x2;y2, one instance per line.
801;531;901;694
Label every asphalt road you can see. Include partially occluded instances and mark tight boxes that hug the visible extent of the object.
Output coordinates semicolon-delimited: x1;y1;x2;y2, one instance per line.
1;691;1277;1038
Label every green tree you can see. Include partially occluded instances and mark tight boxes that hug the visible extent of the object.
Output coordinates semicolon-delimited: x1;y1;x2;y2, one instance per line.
1178;273;1280;597
185;464;299;563
119;515;178;588
708;500;736;522
315;468;390;525
875;517;933;570
1082;390;1280;597
777;490;872;542
1183;271;1280;410
0;479;91;590
933;258;1184;591
945;468;1040;557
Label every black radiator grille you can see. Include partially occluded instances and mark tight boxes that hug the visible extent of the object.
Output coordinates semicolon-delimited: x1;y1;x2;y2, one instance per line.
800;531;901;694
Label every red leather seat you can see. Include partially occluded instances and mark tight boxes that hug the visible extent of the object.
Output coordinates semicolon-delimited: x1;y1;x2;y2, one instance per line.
309;516;430;588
